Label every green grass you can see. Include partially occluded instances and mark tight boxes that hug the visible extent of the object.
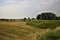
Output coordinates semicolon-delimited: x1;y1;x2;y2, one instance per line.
38;30;60;40
26;20;60;29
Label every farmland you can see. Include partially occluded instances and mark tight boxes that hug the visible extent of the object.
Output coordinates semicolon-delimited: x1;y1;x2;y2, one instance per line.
0;20;60;40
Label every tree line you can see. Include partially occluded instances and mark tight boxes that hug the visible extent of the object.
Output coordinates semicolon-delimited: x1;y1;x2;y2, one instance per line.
23;12;60;21
0;12;60;21
36;12;60;20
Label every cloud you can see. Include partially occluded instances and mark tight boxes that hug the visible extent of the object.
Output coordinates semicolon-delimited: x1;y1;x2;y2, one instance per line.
0;0;58;5
0;0;60;19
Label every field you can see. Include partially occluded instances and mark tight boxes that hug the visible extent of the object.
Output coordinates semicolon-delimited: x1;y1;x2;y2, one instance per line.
0;20;60;40
27;20;60;29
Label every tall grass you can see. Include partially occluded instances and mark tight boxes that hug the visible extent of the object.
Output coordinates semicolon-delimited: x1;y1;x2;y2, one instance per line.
26;20;60;29
0;22;37;40
38;30;60;40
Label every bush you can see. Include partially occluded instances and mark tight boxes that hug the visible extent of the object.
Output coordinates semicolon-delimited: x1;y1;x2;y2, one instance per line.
38;30;60;40
26;20;60;29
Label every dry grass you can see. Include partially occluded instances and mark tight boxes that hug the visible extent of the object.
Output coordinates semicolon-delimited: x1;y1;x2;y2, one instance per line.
0;21;59;40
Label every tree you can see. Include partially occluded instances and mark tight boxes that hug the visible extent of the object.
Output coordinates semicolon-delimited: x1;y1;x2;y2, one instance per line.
36;14;41;20
28;17;31;21
31;18;35;20
23;18;27;21
36;12;57;20
57;16;60;20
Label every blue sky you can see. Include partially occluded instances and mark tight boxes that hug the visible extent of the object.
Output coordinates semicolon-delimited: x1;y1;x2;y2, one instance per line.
0;0;60;19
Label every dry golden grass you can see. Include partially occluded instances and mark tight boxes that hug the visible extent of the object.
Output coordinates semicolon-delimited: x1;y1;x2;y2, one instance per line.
0;21;59;40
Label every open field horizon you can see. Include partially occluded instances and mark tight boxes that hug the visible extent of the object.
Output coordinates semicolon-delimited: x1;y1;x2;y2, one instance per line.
0;0;60;40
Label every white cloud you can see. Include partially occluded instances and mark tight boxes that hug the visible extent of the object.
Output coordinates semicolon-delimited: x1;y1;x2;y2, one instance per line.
0;0;59;19
40;0;58;4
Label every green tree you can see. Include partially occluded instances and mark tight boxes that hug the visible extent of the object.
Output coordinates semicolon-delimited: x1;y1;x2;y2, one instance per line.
36;12;57;20
36;14;41;20
57;16;60;20
31;18;35;20
28;17;30;21
23;18;27;21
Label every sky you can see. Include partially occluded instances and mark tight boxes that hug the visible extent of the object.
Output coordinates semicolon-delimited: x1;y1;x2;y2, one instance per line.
0;0;60;19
